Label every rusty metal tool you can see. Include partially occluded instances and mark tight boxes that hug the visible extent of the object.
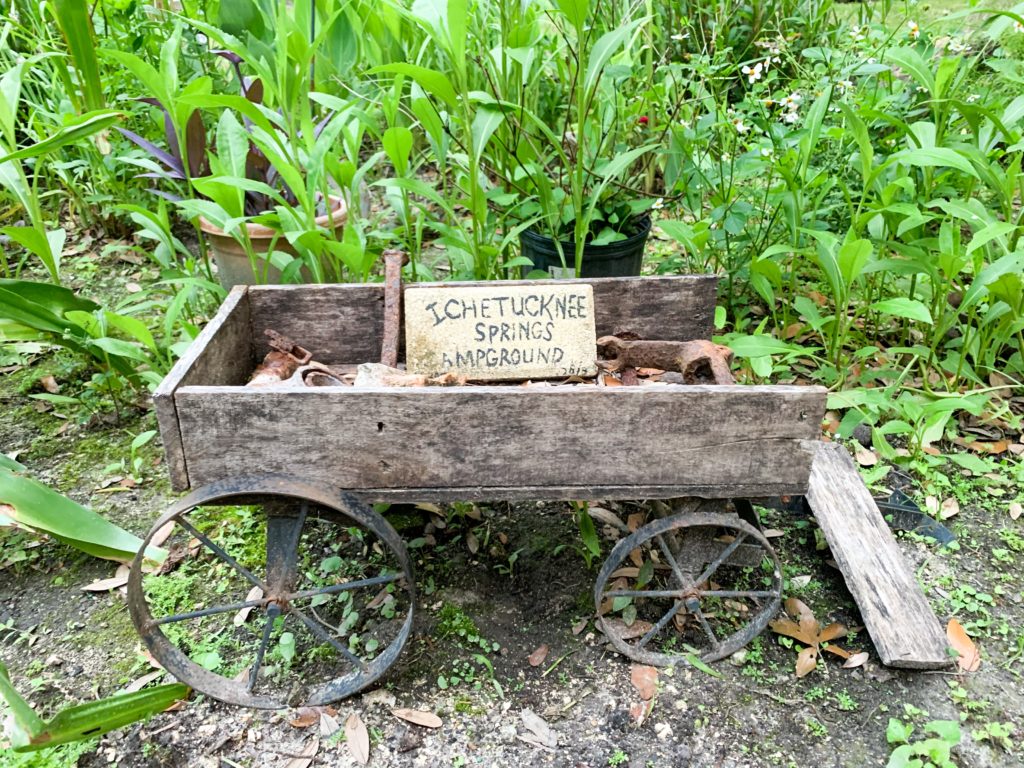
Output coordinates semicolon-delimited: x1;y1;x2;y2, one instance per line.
247;330;314;386
596;336;735;385
380;249;408;369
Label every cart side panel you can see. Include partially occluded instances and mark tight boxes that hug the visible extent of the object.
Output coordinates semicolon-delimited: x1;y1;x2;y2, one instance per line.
173;385;825;500
153;287;253;490
246;276;718;365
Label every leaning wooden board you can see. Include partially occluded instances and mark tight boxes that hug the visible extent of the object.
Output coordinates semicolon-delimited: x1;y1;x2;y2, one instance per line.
806;442;951;669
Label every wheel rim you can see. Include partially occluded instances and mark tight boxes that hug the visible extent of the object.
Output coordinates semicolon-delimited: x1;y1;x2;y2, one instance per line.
594;502;782;667
128;475;415;709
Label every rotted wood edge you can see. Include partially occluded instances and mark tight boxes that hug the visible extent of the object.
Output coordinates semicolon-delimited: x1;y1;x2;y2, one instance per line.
805;441;951;669
152;286;251;491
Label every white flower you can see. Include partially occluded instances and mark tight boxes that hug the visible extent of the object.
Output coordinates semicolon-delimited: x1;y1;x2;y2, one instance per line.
966;93;979;103
196;32;208;45
651;197;665;210
732;117;750;134
780;92;801;110
760;147;773;157
907;20;920;39
848;25;866;42
1015;20;1024;33
671;32;689;41
741;61;764;83
947;39;969;53
781;110;800;125
837;79;854;92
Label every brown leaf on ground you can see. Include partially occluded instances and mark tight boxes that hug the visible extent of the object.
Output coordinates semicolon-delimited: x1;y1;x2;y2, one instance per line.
947;619;981;672
843;651;870;669
81;574;129;592
120;670;164;694
571;619;588;635
953;437;1010;454
600;617;654;641
940;498;960;520
283;738;319;768
39;375;59;394
346;713;370;764
1010;502;1022;521
289;707;320;728
519;708;558;749
392;708;443;729
630;664;658;701
234;586;263;626
466;530;479;554
528;644;550;667
320;712;341;738
795;646;818;677
854;446;878;466
629;700;649;727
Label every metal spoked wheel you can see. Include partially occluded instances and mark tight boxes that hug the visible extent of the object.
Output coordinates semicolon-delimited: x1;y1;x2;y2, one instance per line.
128;476;415;709
594;500;782;667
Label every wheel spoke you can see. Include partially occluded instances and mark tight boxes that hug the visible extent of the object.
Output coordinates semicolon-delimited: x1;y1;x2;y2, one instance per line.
289;605;367;671
688;599;721;650
636;598;687;649
151;597;267;626
654;533;689;590
604;588;686;599
247;603;281;692
289;571;402;601
692;532;748;588
698;589;776;599
177;516;267;592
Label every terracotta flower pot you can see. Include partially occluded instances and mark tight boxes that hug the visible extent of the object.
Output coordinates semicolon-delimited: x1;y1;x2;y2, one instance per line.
199;196;348;289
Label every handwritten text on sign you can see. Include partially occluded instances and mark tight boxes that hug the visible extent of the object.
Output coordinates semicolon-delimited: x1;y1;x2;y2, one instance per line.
404;284;598;380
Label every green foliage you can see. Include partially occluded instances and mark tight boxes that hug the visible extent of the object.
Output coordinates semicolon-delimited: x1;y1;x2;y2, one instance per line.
885;718;962;768
0;662;187;752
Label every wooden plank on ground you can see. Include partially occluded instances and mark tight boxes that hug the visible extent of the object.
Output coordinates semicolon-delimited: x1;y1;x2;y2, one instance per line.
805;441;951;669
174;384;825;498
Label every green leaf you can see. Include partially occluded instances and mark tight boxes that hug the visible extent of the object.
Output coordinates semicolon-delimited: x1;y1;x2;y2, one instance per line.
870;298;933;324
369;64;458;109
886;717;914;745
577;507;600;557
892;147;978;178
583;19;647;99
0;662;45;749
556;0;589;30
470;107;503;162
382;126;414;176
51;0;105;111
924;720;961;745
948;453;991;474
885;47;935;94
0;279;97;335
725;334;801;358
0;463;165;565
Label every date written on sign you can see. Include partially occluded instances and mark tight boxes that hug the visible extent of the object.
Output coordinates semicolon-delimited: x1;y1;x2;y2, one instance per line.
404;284;598;381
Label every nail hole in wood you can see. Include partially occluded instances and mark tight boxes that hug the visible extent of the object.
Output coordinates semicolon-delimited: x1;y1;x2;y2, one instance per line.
377;422;385;432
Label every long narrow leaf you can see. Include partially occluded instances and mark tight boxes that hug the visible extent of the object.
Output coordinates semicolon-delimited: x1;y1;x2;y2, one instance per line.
0;111;122;164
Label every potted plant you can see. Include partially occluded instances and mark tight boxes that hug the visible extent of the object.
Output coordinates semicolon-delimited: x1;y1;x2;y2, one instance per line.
487;5;662;278
116;27;352;288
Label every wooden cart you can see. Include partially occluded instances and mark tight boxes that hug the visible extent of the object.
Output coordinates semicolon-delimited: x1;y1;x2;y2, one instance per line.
130;276;827;708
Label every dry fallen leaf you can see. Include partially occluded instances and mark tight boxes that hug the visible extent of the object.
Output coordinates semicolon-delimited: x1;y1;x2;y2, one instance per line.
527;644;550;667
346;713;370;765
283;738;319;768
925;496;940;517
39;375;59;394
392;708;443;729
629;700;650;727
854;446;878;466
289;707;320;728
843;651;870;669
601;617;654;641
947;619;981;673
940;497;960;520
630;664;658;701
119;670;164;694
519;708;557;749
81;574;129;592
1010;502;1022;521
320;712;341;738
571;619;587;636
234;586;264;626
466;530;479;555
795;646;818;678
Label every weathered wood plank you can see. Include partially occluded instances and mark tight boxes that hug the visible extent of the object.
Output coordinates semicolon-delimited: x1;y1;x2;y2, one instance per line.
152;287;252;490
174;384;825;497
805;441;951;669
246;276;717;365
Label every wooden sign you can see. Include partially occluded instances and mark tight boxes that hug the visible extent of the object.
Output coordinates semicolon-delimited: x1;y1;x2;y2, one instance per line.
404;284;597;381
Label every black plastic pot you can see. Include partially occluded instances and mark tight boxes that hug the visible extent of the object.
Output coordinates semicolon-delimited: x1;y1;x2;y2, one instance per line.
519;215;651;278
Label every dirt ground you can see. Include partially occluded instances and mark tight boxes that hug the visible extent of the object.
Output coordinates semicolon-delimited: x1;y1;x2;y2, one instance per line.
2;252;1023;768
